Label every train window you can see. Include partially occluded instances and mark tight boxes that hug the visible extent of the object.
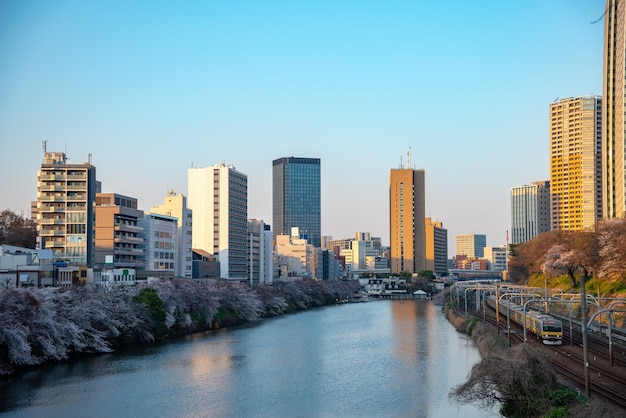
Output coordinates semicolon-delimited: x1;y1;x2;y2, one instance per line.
543;324;561;332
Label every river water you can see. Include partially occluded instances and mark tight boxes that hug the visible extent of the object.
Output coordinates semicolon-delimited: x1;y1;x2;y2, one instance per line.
0;299;498;418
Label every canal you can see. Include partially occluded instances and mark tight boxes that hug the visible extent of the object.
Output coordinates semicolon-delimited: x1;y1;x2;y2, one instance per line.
0;299;498;417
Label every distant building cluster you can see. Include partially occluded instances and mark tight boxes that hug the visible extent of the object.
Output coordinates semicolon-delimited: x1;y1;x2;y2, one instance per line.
6;2;626;288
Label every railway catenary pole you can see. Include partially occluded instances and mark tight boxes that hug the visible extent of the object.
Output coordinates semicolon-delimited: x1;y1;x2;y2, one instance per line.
495;282;499;334
497;292;526;347
580;275;590;398
587;303;626;367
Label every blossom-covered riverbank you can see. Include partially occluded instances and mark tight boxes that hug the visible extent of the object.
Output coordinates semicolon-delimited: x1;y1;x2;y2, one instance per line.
0;279;360;376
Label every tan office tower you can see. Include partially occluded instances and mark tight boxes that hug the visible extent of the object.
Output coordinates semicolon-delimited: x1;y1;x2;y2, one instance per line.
425;217;447;276
603;0;626;218
389;168;425;274
550;96;602;230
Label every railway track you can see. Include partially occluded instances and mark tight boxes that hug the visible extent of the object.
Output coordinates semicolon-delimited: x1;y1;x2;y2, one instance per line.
467;308;626;409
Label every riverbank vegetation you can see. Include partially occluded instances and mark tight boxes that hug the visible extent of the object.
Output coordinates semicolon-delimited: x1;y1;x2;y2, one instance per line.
445;298;624;417
0;278;360;376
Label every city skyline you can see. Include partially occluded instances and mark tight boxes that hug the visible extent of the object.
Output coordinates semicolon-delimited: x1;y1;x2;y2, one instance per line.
0;1;604;252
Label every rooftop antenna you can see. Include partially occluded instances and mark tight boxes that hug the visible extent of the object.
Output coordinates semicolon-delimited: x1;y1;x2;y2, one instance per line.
42;140;47;154
399;155;403;169
88;153;92;164
408;146;412;169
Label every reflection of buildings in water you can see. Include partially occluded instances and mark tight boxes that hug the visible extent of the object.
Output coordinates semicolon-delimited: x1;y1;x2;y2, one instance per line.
391;300;436;363
391;301;437;410
187;335;235;382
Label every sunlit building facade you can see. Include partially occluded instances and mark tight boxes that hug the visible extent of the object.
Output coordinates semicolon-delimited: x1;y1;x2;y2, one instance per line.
550;96;602;230
188;163;248;280
425;217;447;276
389;168;426;274
603;0;626;218
455;234;486;258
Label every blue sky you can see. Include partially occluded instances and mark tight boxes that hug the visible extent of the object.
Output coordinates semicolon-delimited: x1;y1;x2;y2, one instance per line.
0;1;604;251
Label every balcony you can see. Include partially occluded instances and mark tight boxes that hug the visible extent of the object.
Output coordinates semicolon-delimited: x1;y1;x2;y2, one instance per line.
114;223;142;233
40;175;66;181
67;195;86;201
40;185;65;192
39;196;66;202
44;240;65;249
114;247;144;255
38;218;65;225
41;206;65;213
66;185;86;191
114;236;143;244
67;173;86;180
40;229;65;236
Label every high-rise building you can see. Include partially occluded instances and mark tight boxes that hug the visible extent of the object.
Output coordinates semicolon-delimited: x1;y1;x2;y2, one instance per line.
95;193;144;269
550;96;602;230
510;181;551;245
188;163;248;280
151;191;193;279
425;217;448;276
603;0;626;218
36;151;98;266
389;168;425;274
272;157;321;247
455;234;486;258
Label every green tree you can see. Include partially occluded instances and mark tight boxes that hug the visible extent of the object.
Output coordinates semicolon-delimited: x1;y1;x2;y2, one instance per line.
133;288;168;339
397;271;412;279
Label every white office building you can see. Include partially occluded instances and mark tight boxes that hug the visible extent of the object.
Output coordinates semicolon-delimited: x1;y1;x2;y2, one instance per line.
188;163;248;280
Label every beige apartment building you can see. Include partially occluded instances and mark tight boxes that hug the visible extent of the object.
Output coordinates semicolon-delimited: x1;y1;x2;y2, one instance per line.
389;168;425;274
550;96;602;230
36;151;98;266
94;193;144;268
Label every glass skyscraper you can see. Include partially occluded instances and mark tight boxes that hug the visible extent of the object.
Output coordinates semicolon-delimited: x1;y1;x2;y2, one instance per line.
272;157;321;247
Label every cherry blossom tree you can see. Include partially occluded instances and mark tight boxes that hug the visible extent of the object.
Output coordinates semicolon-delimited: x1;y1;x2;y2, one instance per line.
596;218;626;280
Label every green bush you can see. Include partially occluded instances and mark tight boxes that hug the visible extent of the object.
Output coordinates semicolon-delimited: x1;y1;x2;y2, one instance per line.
133;288;168;339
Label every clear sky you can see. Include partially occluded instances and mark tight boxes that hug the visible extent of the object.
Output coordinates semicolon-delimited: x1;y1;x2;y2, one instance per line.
0;0;604;253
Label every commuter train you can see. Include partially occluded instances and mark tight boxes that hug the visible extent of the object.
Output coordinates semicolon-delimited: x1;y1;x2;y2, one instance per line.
486;295;563;345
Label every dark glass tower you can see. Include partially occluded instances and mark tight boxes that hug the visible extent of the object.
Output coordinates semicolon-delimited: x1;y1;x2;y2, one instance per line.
272;157;321;247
